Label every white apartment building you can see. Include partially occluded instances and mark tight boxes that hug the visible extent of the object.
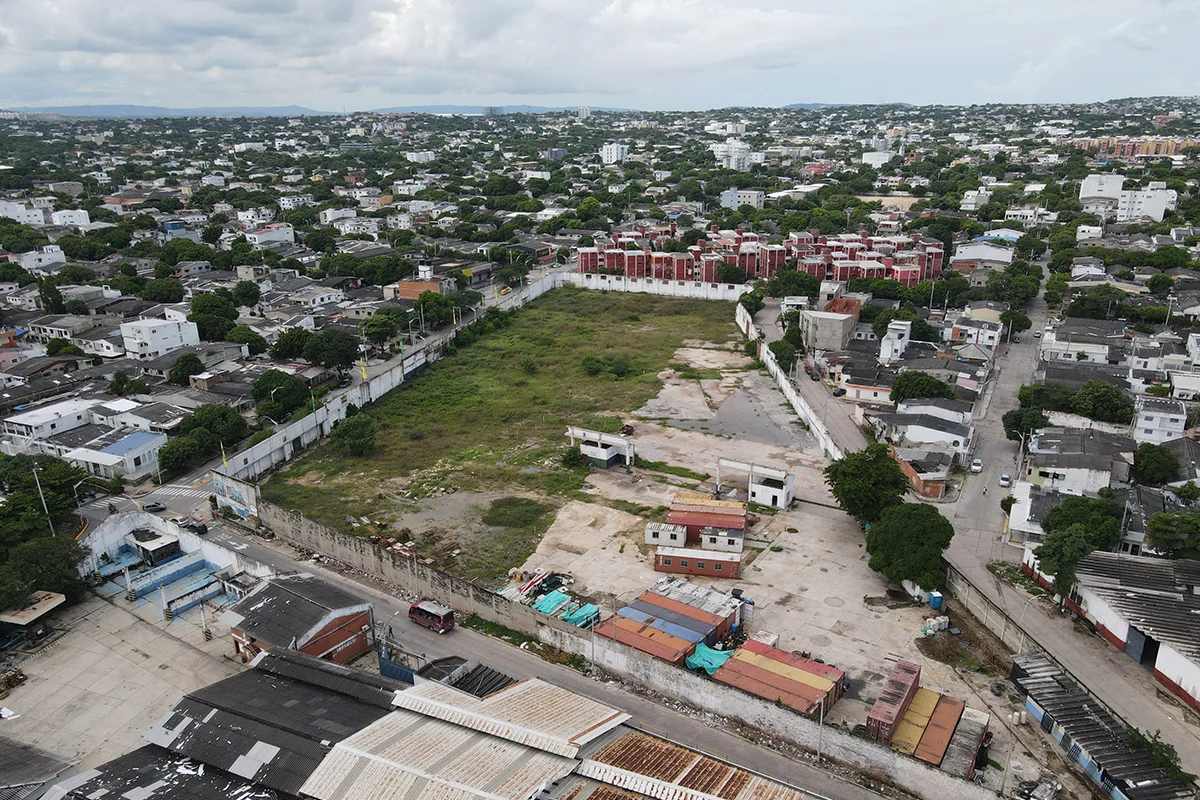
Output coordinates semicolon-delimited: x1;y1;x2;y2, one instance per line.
50;209;90;226
718;188;765;210
392;180;429;196
236;207;274;226
278;194;313;210
332;217;379;237
861;151;893;169
959;189;993;212
710;138;751;171
3;398;102;440
1117;182;1178;223
120;318;201;361
244;223;295;246
405;150;436;163
1004;206;1058;227
600;143;629;164
1079;174;1125;217
1133;396;1186;445
318;207;356;226
0;201;44;226
14;245;66;274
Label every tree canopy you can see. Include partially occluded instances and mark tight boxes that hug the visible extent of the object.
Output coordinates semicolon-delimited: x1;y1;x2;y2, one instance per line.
252;369;309;420
866;503;955;590
331;414;377;456
1034;496;1123;590
889;371;956;406
303;329;359;371
824;443;909;523
168;353;204;386
270;326;312;360
1135;443;1179;486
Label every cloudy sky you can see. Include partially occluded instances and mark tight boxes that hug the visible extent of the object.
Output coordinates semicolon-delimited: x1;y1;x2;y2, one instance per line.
0;0;1196;111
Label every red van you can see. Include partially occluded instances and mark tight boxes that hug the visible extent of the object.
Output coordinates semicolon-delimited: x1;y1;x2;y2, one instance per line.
409;600;455;634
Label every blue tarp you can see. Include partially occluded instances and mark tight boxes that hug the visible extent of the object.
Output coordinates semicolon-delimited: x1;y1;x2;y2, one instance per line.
686;642;733;675
532;589;571;615
617;607;705;643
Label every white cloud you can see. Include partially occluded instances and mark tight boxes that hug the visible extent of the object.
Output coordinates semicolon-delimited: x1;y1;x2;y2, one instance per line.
0;0;1197;109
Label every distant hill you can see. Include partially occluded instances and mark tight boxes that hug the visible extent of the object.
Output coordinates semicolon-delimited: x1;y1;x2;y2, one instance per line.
782;102;912;110
11;104;331;118
369;104;628;114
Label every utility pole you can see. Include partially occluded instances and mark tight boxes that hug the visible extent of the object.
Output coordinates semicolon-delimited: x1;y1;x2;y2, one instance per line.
32;465;54;537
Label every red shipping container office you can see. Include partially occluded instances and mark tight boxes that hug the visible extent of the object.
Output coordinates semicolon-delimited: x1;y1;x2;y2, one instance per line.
654;548;740;579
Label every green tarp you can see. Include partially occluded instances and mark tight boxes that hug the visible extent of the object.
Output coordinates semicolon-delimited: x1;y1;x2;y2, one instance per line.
686;642;733;675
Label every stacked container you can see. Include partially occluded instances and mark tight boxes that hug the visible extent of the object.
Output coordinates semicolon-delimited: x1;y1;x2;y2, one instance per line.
866;660;922;743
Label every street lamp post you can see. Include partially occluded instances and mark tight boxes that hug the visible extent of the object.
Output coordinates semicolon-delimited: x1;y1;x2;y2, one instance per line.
32;465;54;537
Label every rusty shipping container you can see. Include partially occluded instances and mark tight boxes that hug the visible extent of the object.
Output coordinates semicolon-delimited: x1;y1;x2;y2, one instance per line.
941;706;990;780
740;639;847;697
914;695;965;767
890;688;940;756
866;660;921;743
635;590;734;637
712;657;824;715
594;616;694;665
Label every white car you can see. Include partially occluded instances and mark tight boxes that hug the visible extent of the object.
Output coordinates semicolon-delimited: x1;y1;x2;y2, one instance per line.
970;458;983;473
999;474;1011;488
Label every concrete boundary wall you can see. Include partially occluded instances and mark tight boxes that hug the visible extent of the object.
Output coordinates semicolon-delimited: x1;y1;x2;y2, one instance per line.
564;271;747;301
257;500;996;800
735;303;844;460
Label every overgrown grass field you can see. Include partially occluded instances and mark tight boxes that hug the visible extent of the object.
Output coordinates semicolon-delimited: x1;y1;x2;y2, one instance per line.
261;287;736;533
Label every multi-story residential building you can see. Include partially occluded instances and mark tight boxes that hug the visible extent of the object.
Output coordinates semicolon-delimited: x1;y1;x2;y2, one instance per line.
0;201;44;226
50;209;90;226
405;150;436;163
710;138;751;171
318;207;356;226
1004;206;1058;227
244;223;295;247
2;397;102;440
1079;174;1126;217
1133;396;1187;445
120;317;201;361
277;194;313;210
599;143;629;164
14;245;66;274
1117;181;1178;222
718;188;765;210
959;188;992;211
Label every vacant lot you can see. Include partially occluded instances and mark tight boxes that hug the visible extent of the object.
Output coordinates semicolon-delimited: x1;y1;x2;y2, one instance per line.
262;288;738;573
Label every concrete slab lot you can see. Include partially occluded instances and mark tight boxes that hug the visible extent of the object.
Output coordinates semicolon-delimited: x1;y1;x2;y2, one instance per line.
2;594;237;770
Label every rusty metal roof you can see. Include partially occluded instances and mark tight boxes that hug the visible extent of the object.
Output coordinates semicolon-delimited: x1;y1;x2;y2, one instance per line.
578;729;811;800
299;709;578;800
391;679;630;759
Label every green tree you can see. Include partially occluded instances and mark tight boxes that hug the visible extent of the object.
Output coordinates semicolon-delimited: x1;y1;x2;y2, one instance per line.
1145;512;1200;559
1000;309;1032;334
107;370;148;397
140;277;185;303
414;291;453;329
1126;728;1195;785
232;280;261;307
331;414;377;456
360;314;400;349
271;326;312;360
866;503;955;589
168;353;204;386
0;455;87;560
1002;407;1049;441
889;371;956;406
38;278;65;314
718;264;747;284
1135;443;1179;486
824;443;910;523
158;436;201;473
767;339;797;372
189;292;238;320
303;329;359;371
45;338;72;356
1071;380;1134;424
1034;496;1123;590
226;325;267;355
0;536;90;608
251;369;309;419
1147;273;1174;297
179;403;248;445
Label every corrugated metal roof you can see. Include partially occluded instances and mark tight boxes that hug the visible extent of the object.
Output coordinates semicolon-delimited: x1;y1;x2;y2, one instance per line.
578;729;810;800
712;658;823;715
728;649;835;695
666;511;747;531
889;688;939;756
595;617;694;665
739;640;846;687
670;493;746;511
47;745;277;800
914;695;963;767
299;710;578;800
222;573;370;650
391;679;630;759
634;593;725;630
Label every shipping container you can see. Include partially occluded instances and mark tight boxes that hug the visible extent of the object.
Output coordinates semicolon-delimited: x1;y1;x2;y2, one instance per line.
729;649;837;710
666;510;747;540
671;492;747;511
626;599;717;642
616;607;706;644
644;580;742;630
740;639;847;696
866;660;921;743
941;706;990;780
636;591;730;636
654;546;741;579
890;688;940;756
713;657;824;715
915;695;964;767
594;616;694;666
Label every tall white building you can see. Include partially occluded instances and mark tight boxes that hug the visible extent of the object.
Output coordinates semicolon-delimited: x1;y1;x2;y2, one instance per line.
318;207;356;226
1079;174;1125;217
599;143;628;164
578;106;591;121
405;150;436;163
120;318;201;361
0;201;44;226
1133;396;1186;445
719;188;765;210
50;209;90;227
1117;182;1178;223
710;138;751;171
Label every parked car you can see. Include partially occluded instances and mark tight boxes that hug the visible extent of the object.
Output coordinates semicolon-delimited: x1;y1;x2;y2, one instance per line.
999;474;1012;488
186;522;208;535
809;372;820;381
169;517;188;526
1033;331;1042;338
970;458;984;473
143;501;166;512
832;388;847;397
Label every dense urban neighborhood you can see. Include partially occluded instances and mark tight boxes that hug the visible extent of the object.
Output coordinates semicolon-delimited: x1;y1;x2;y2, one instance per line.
2;97;1200;800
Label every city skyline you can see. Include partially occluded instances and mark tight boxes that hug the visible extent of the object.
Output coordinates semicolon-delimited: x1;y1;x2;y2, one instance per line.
1;0;1198;111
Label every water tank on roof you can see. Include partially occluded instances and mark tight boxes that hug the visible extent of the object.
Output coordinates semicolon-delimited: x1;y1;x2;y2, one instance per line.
418;264;433;281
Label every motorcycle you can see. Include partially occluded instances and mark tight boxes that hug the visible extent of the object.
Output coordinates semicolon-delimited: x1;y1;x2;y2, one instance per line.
108;503;117;514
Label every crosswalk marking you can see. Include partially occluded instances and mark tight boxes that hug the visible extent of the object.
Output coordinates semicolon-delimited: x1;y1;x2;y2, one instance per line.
149;487;211;499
